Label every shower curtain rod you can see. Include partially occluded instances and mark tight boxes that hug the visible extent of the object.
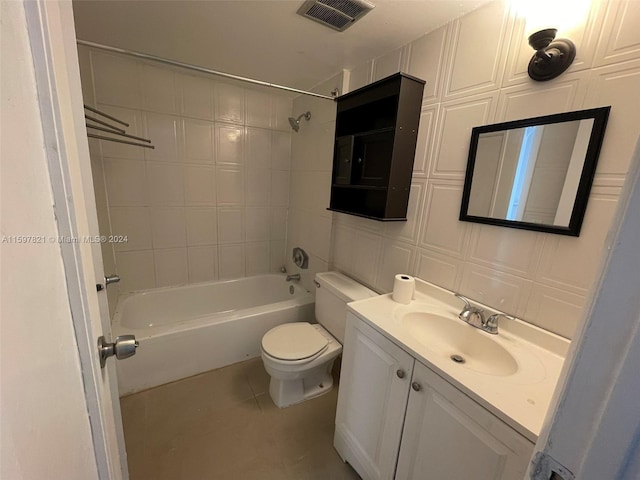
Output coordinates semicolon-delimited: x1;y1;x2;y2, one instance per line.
76;40;336;101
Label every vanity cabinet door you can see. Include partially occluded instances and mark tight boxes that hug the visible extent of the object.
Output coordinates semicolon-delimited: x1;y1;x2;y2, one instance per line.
395;362;534;480
335;313;415;480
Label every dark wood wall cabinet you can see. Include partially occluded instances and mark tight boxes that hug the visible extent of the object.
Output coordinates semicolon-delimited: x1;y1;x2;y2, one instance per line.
329;73;425;221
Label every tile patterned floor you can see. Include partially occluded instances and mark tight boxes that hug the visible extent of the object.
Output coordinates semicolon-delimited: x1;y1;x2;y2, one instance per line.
120;358;361;480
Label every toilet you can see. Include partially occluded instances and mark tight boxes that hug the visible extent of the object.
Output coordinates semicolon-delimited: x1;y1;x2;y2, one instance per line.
261;271;376;408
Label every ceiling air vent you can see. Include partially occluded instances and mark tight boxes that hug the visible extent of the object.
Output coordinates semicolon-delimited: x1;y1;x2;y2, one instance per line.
297;0;375;32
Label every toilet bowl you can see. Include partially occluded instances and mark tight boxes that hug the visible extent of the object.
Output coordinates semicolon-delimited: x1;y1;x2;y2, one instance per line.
261;323;342;407
261;272;376;408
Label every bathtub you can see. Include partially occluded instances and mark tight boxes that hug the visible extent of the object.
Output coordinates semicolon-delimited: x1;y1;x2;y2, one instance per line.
112;274;314;395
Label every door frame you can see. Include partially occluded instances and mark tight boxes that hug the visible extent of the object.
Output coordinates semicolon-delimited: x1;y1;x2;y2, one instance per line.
27;0;640;479
24;1;127;478
528;138;640;480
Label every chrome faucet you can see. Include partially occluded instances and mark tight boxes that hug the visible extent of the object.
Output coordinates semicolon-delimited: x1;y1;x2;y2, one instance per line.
484;313;515;335
454;294;513;335
286;273;301;282
454;293;486;330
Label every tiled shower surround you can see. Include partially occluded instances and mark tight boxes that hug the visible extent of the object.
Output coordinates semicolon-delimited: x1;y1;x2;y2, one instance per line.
78;47;294;313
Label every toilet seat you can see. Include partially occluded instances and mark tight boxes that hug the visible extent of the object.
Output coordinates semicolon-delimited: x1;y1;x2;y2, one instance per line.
261;322;329;362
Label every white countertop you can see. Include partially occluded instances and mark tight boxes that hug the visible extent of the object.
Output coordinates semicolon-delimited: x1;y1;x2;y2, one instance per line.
347;279;569;442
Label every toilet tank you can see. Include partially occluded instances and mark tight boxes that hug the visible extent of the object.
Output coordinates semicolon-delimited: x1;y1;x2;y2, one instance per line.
315;272;377;343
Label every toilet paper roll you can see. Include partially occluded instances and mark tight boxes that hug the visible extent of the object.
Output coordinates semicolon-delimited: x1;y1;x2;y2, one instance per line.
392;274;415;304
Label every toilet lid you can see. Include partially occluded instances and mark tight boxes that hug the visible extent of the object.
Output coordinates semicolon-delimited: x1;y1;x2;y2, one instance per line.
262;322;329;361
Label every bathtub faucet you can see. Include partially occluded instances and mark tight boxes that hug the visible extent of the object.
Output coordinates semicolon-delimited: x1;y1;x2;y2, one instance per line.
286;274;301;282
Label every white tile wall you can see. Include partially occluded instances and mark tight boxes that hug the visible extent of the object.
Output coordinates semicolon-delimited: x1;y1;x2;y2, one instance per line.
346;61;373;92
372;46;405;82
187;246;218;283
115;250;156;292
412;106;437;177
103;158;148;206
245;169;271;205
431;93;498;179
271;170;290;206
271;131;292;170
154;248;188;287
215;124;244;165
458;263;532;318
524;284;586;339
245;242;270;275
331;0;640;339
218;244;246;279
215;83;245;124
140;63;176;114
146;163;184;205
150;207;187;248
185;207;217;246
415;248;464;293
584;59;640;176
144;113;179;162
286;83;340;288
181;119;213;163
407;25;449;104
95;105;144;159
593;0;640;66
109;207;152;252
246;90;271;128
178;73;213;120
91;52;140;108
376;240;416;293
217;207;244;244
442;0;512;100
245;207;271;242
81;49;293;302
419;180;470;258
215;167;244;205
245;127;271;169
184;165;215;205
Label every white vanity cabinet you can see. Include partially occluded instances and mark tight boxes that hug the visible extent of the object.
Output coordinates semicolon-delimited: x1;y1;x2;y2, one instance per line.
395;361;534;479
335;313;534;480
334;312;415;480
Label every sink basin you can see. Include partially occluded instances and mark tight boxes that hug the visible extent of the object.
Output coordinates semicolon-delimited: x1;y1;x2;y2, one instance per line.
400;312;519;376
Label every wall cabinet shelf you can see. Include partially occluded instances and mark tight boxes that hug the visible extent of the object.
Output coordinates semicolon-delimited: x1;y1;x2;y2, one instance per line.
329;73;425;221
335;313;534;480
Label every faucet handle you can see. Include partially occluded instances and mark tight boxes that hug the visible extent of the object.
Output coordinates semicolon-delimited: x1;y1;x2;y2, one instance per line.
485;313;514;335
454;293;471;309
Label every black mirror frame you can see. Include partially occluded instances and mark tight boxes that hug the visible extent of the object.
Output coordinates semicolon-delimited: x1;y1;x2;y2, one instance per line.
459;106;611;237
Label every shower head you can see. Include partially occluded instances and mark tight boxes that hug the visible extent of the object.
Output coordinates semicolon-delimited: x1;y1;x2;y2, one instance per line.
288;111;311;132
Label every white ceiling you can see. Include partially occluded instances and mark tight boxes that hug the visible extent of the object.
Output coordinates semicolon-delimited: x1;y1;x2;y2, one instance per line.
72;0;490;91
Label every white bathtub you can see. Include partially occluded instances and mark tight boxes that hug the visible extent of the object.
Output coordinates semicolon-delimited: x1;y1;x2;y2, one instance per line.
112;274;314;395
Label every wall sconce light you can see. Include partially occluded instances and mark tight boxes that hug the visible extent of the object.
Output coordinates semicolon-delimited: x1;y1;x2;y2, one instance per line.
527;28;576;81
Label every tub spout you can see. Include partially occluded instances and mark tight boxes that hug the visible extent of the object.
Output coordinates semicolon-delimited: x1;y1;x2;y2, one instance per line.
286;274;301;282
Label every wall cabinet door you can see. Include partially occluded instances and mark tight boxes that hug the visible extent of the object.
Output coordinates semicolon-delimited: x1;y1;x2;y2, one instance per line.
395;362;534;480
335;313;415;480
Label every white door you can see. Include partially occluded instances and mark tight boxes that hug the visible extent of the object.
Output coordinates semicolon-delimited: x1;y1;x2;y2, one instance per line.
335;313;415;480
25;1;129;478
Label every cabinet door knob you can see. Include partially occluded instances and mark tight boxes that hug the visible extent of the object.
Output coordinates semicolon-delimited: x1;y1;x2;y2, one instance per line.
396;369;405;379
411;382;422;392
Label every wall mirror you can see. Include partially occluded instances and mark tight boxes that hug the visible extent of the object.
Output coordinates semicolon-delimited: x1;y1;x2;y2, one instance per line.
460;107;610;236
